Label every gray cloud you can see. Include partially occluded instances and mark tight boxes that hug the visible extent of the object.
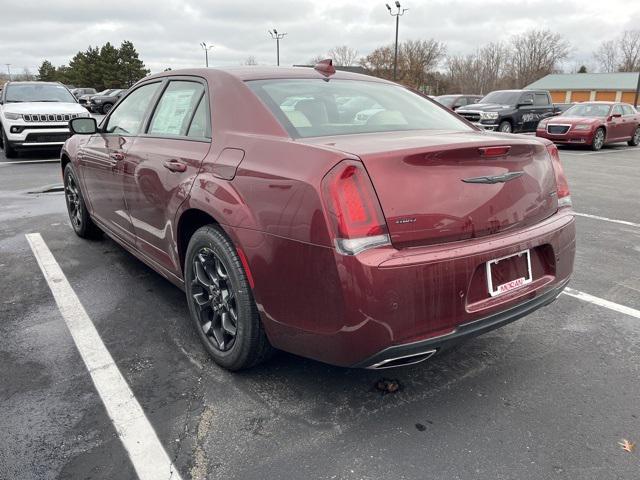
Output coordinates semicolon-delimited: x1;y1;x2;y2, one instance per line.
0;0;638;75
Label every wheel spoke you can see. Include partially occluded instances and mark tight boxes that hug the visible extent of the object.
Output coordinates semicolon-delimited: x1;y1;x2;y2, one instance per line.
211;323;226;350
201;320;212;335
194;258;213;289
192;291;210;310
221;311;237;336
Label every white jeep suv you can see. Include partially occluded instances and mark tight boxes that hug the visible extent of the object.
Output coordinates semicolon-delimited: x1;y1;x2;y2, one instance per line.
0;81;90;158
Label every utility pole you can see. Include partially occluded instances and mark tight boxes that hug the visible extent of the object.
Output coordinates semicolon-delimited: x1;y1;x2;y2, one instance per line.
200;42;213;67
5;64;11;81
635;71;640;108
269;29;287;66
386;2;408;81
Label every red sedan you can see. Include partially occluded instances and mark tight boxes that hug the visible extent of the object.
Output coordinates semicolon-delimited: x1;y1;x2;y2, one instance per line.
61;64;575;370
537;101;640;151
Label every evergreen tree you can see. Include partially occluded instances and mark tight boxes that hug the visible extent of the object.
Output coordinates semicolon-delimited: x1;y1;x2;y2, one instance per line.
118;40;150;87
98;42;122;89
38;60;57;81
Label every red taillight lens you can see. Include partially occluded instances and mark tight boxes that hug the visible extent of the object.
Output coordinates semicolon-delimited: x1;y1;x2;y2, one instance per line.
546;143;572;208
321;161;390;255
479;146;511;157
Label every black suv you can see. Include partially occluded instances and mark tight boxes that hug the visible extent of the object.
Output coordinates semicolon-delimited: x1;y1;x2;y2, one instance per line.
456;90;554;133
87;89;126;114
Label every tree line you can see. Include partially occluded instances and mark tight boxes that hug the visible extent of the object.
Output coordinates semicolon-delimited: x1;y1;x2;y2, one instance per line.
311;28;640;95
37;40;150;90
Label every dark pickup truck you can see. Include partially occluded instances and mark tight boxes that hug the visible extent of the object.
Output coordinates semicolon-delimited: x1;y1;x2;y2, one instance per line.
456;89;555;133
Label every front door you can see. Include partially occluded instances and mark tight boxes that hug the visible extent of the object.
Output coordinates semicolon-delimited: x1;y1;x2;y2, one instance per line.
608;104;626;140
121;79;211;275
78;81;162;244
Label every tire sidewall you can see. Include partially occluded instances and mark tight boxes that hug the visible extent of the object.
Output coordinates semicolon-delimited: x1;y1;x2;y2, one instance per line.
184;226;256;369
102;103;113;114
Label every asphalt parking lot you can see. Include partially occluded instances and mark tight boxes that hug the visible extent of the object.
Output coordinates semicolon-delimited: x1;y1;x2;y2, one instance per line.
1;141;639;479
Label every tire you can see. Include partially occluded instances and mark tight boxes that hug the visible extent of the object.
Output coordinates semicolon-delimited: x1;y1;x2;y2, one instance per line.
498;121;512;133
591;127;605;151
63;163;102;239
101;103;113;114
2;128;18;158
628;127;640;147
185;225;274;371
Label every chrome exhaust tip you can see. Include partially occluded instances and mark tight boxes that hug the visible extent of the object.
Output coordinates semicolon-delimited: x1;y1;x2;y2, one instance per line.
368;349;437;369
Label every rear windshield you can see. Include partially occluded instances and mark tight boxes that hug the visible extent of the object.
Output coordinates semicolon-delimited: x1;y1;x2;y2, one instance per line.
247;79;472;138
562;103;612;117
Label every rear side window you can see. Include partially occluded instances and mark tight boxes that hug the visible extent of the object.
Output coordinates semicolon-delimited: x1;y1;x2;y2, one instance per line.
534;93;549;106
187;97;211;139
621;104;635;115
105;82;160;135
148;81;205;137
247;79;472;138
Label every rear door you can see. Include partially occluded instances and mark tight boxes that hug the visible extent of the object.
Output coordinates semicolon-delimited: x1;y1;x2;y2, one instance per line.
518;92;536;131
609;105;626;140
533;92;554;127
621;104;638;138
122;78;212;275
78;81;162;244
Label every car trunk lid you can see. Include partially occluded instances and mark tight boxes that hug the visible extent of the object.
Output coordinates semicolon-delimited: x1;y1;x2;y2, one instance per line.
301;131;558;248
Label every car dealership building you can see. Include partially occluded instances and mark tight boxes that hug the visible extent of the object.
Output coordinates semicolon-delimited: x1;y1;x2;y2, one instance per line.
526;72;640;105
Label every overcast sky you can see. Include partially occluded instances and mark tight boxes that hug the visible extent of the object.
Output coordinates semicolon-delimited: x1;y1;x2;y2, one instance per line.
1;0;639;75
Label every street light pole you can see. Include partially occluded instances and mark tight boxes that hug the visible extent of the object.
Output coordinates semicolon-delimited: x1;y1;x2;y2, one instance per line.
200;42;213;67
269;29;287;66
634;71;640;108
386;1;408;81
5;64;11;80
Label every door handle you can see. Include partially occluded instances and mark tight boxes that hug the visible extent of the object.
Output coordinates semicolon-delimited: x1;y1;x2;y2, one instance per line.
163;159;187;173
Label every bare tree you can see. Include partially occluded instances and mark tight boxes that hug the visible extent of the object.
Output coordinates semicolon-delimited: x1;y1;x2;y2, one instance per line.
594;39;619;72
446;42;510;94
361;39;445;89
618;30;640;72
242;56;258;66
307;54;326;65
327;45;359;66
508;29;569;88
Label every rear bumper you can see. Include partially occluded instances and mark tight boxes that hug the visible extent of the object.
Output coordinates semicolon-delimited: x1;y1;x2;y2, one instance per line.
235;209;576;368
353;277;569;368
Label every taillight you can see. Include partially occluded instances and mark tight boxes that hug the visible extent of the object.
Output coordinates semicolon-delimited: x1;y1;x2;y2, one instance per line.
321;160;391;255
546;143;572;208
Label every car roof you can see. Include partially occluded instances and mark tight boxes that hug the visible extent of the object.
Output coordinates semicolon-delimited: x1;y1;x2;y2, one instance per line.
144;66;394;84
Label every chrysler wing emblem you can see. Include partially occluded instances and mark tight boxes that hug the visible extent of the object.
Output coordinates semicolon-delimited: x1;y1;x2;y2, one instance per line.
462;171;524;184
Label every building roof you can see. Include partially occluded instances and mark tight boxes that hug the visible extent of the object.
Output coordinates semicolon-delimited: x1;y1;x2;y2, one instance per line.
526;72;640;91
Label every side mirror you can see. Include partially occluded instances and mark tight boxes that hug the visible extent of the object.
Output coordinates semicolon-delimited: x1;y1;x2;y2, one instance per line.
69;117;98;135
611;113;622;118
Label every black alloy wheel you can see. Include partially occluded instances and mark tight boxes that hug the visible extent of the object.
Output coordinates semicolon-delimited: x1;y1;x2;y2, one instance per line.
191;247;239;352
184;225;273;370
63;164;101;238
628;127;640;147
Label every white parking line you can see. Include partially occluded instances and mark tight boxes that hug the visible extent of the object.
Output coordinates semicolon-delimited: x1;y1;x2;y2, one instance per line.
574;212;640;228
0;159;59;165
563;287;640;319
25;233;182;480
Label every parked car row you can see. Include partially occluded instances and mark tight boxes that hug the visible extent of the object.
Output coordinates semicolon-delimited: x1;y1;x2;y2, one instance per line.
78;89;127;114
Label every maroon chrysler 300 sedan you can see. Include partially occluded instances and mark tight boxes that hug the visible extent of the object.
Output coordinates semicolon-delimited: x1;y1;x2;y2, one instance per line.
61;64;575;370
536;101;640;151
